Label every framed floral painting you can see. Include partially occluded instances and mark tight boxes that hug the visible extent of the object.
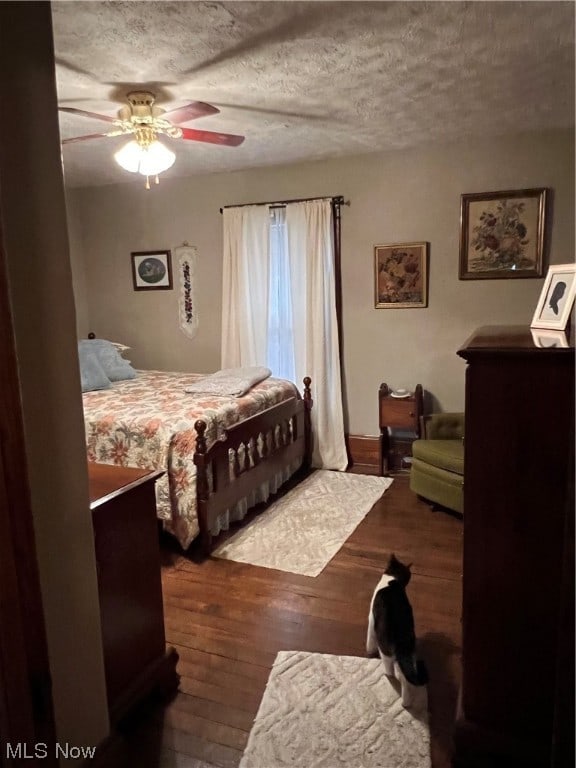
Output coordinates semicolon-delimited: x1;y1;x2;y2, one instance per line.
374;242;428;308
459;188;548;279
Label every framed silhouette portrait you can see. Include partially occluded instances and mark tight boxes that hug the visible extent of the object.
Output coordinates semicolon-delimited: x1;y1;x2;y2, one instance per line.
531;263;576;330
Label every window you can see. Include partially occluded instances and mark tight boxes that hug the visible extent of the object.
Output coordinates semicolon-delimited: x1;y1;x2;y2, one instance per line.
267;208;296;380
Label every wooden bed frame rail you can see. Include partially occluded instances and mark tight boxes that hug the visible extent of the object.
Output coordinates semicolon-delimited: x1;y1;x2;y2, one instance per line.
194;377;312;553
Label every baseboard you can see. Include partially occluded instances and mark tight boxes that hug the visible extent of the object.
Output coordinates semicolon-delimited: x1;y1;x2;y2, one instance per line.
346;434;380;468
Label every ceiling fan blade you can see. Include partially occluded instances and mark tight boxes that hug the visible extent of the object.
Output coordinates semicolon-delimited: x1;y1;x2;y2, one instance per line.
212;102;329;121
179;127;245;147
58;106;117;124
180;6;328;77
54;56;101;82
61;133;110;145
163;101;220;124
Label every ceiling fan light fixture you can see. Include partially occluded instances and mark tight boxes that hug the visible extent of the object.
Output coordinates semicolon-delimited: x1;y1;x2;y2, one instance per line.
113;140;142;173
137;140;176;176
113;139;175;177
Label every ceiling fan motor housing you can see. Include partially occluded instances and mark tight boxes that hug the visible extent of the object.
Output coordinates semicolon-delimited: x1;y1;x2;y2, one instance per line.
118;91;164;123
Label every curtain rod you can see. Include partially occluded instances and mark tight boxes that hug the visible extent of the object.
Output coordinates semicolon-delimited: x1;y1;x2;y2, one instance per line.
219;195;347;213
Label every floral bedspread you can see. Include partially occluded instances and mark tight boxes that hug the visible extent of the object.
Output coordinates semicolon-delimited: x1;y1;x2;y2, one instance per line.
83;370;299;549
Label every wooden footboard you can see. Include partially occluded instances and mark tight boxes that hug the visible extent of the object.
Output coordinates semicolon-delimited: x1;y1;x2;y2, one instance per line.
194;377;312;553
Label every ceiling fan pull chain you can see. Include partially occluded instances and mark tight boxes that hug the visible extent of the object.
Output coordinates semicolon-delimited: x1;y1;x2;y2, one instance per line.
143;175;161;190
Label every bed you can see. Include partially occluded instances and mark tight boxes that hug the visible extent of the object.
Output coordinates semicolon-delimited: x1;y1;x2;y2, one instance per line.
82;365;312;554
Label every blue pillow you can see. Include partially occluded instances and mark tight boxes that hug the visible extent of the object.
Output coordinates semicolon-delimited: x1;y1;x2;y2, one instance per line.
78;339;137;382
78;346;112;392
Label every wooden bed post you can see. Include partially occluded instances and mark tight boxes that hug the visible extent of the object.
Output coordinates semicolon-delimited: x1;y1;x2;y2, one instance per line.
303;376;313;469
193;419;212;554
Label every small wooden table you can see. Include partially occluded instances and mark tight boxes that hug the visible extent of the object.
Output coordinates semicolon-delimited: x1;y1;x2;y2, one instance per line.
88;462;179;725
379;383;423;475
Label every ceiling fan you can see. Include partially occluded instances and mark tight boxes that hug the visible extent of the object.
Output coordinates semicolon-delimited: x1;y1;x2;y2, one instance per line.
59;90;245;187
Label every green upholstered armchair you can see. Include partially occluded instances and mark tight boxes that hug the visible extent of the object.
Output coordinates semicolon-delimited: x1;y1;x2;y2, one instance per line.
409;412;465;515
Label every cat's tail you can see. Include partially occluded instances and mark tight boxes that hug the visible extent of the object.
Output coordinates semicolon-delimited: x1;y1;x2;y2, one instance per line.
395;654;428;686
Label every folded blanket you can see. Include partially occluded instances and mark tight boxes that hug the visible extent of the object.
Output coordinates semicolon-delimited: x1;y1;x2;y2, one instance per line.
184;366;272;397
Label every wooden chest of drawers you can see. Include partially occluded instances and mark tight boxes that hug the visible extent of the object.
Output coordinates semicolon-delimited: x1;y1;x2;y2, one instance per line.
453;326;574;768
89;462;179;725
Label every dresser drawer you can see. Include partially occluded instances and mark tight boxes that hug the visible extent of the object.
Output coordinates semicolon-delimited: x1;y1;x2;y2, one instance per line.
379;397;418;429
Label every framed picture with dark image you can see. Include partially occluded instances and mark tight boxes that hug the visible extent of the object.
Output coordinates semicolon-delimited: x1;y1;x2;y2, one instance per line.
374;242;428;308
531;263;576;331
459;188;547;279
131;250;173;290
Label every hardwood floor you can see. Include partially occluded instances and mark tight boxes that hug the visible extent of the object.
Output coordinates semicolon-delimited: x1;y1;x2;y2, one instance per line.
120;472;463;768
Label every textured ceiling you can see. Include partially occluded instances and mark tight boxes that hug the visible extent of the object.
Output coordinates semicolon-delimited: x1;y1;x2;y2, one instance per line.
51;1;575;188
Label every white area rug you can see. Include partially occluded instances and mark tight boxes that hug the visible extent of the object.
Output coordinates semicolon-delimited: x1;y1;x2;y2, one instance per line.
212;470;392;576
240;651;430;768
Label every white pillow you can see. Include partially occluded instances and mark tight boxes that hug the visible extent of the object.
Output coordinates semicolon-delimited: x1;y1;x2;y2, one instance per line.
108;341;131;355
78;346;112;392
78;340;136;382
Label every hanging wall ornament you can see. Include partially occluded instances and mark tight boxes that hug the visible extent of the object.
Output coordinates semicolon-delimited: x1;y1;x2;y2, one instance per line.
175;242;199;338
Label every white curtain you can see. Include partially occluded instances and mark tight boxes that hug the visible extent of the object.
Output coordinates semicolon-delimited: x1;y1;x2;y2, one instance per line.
221;198;347;471
221;205;270;366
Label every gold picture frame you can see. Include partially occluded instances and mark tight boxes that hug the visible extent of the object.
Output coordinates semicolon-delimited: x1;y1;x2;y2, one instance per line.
374;242;428;308
459;188;547;279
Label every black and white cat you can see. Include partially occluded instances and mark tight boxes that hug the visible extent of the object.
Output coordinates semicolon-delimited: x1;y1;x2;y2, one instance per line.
366;553;428;707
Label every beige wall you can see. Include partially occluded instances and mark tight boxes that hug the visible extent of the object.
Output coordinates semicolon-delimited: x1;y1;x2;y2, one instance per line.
69;127;574;435
65;191;90;339
0;3;109;757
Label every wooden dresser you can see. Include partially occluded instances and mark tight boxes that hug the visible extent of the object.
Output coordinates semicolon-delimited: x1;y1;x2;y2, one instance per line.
89;462;179;726
453;326;574;768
